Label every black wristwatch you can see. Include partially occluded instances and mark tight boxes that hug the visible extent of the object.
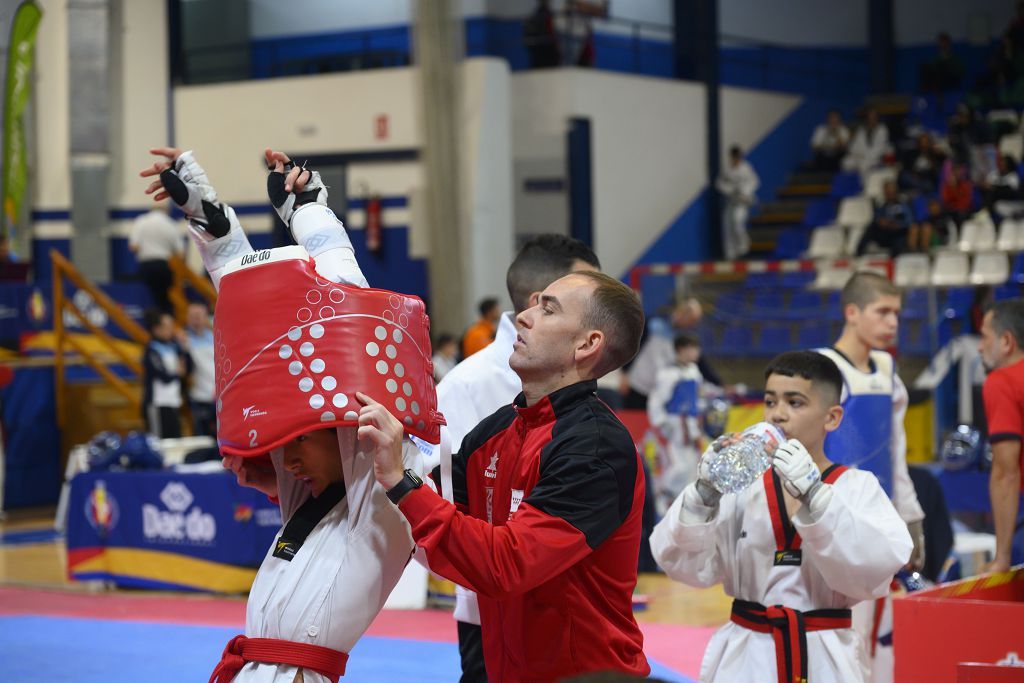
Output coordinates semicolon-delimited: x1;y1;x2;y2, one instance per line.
385;468;423;504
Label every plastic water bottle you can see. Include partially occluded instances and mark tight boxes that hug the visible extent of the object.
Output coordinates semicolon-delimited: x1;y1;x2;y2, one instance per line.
704;422;785;494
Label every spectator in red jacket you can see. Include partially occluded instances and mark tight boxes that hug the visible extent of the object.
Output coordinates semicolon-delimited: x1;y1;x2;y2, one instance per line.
941;159;975;223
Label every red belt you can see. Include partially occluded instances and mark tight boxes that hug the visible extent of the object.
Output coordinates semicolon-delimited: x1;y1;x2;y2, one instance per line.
209;634;348;682
730;599;851;683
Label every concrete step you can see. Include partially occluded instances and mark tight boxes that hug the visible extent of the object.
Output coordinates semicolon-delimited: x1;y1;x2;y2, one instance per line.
777;183;831;198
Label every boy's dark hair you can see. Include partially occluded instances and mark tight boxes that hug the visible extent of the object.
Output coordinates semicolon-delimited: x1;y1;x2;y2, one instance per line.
764;351;843;406
478;297;500;318
436;332;455;347
673;333;698;351
506;234;601;314
987;299;1024;348
729;145;742;158
144;307;169;332
840;271;900;310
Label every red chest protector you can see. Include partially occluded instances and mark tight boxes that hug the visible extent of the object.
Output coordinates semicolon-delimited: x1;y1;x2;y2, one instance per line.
213;248;441;456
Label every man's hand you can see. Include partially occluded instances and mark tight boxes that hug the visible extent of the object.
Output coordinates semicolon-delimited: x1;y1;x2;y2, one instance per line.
985;556;1012;574
773;439;822;502
264;148;329;227
907;519;926;571
355;392;406;491
140;147;233;240
223;454;278;499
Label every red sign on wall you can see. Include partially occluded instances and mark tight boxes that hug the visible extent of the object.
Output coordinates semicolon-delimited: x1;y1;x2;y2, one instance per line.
374;114;389;140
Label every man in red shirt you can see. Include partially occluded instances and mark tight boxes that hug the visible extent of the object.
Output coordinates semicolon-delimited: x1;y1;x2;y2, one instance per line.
978;300;1024;572
357;270;650;682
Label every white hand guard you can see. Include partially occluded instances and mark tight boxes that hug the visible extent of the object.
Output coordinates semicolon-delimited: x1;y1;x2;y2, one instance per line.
158;150;234;242
773;438;822;502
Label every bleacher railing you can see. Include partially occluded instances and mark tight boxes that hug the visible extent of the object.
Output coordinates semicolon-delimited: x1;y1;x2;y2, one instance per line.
168;254;217;327
51;249;148;429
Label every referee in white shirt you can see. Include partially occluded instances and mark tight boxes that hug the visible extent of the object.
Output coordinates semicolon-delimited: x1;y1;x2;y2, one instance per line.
129;203;183;313
430;234;600;682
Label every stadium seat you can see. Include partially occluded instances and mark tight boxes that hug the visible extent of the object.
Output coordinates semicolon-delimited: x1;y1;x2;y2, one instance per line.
999;131;1024;161
845;224;868;255
899;320;929;356
806;226;846;258
780;271;815;288
796;322;830;349
720;323;749;356
893;253;931;288
801;198;837;229
751;291;785;318
957;217;997;252
836;196;874;230
970;252;1010;285
930;252;970;286
773;229;810;259
745;272;780;289
943;287;974;319
996;218;1024;251
901;287;930;320
812;261;853;290
789;291;821;310
995;283;1020;301
1013;252;1024;283
864;167;898;202
830;172;863;199
853;257;889;277
758;324;793;356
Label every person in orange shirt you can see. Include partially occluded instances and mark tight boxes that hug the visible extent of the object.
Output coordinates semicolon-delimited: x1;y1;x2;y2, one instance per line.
940;159;975;223
462;297;500;358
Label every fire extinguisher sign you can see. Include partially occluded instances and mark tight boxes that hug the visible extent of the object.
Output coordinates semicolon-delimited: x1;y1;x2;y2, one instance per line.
374;114;389;140
366;195;382;254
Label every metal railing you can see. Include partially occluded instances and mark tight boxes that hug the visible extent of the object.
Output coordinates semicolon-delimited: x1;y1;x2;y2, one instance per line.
51;250;148;429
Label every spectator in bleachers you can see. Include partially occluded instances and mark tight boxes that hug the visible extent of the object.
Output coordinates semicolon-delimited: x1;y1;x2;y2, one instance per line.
940;159;976;223
842;107;890;178
971;36;1024;110
141;308;189;439
948;103;989;164
715;145;759;260
183;301;216;437
1009;0;1024;51
919;33;965;95
907;197;956;252
431;332;458;382
462;296;501;358
981;153;1023;208
899;132;946;195
810;109;850;172
856;180;914;257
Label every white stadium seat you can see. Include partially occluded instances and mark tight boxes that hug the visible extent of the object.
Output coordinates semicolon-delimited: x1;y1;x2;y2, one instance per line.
999;132;1024;161
864;167;898;202
970;252;1010;286
836;195;874;230
957;218;997;252
996;218;1024;251
806;226;846;258
811;260;853;290
931;251;970;286
894;253;931;288
845;224;867;256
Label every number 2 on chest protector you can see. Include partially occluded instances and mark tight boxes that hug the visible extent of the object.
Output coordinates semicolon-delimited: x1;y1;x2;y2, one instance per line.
249;429;258;447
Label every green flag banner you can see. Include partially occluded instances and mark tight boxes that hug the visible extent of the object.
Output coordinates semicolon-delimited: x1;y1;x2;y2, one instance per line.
2;0;42;258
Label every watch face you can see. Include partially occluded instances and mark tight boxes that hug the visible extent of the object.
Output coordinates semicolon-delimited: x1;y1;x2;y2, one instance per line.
407;469;423;486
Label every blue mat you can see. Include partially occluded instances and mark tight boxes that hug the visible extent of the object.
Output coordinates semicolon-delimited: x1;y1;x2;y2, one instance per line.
0;615;693;682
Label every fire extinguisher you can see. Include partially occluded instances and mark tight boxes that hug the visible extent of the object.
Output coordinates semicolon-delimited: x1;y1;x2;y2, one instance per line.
365;194;382;255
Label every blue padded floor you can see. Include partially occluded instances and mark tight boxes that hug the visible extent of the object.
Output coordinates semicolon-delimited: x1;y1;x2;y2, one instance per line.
0;615;693;682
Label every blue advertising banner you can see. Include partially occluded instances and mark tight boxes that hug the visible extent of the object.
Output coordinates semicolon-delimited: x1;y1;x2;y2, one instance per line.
66;469;282;592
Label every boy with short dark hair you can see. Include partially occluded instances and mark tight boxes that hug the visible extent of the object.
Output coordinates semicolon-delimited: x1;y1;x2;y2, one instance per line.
651;350;910;683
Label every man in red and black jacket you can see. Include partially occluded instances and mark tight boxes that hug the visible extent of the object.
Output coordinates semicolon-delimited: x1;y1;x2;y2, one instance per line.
355;270;650;683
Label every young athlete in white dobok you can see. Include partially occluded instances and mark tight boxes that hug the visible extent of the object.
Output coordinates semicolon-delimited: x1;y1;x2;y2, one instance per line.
141;148;429;683
651;351;911;683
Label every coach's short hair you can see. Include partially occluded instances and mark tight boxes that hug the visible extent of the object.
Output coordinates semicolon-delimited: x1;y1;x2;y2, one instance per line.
764;350;844;406
989;299;1024;349
507;235;600;314
840;271;900;310
571;271;645;376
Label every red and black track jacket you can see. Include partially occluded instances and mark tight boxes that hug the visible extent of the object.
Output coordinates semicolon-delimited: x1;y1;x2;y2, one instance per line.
398;380;650;683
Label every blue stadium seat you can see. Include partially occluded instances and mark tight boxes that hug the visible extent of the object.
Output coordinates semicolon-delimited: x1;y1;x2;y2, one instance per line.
943;287;973;319
773;229;809;259
995;283;1021;301
780;271;815;288
751;291;785;318
796;322;830;349
745;272;781;289
1013;253;1024;284
789;291;821;310
758;324;793;356
720;323;749;356
899;320;929;356
902;288;930;320
698;322;718;349
802;198;838;229
830;172;862;199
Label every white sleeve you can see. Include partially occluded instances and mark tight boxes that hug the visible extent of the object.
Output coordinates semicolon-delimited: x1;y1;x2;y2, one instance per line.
891;374;925;523
291;204;369;288
794;471;912;601
650;484;724;588
647;369;674;431
270;449;307;523
186;208;254;292
811;125;825;149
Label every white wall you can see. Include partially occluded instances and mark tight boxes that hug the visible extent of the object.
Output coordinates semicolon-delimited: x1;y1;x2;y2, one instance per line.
511;69;799;278
33;0;70;237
